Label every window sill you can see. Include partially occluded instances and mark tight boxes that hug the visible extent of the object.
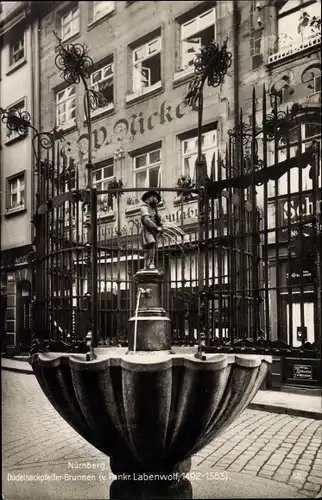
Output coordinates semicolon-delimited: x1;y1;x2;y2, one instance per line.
55;32;80;51
6;58;27;76
125;201;165;217
173;193;198;206
84;103;115;124
267;34;321;66
5;132;28;146
97;211;115;222
56;121;76;135
5;206;26;218
87;10;116;31
173;68;194;87
125;81;163;105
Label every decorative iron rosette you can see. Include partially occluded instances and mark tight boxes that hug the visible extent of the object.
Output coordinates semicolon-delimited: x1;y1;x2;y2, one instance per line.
0;107;31;136
86;88;109;111
185;39;232;106
29;348;271;475
107;177;124;198
194;39;232;87
53;31;93;84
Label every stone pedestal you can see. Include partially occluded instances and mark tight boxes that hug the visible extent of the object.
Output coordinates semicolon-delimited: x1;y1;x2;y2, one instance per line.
128;269;171;351
110;478;192;499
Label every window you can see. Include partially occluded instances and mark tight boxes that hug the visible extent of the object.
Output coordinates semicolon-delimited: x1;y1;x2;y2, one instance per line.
181;129;217;180
302;65;321;96
9;32;25;66
60;6;80;41
90;61;114;113
268;122;321;196
6;173;25;213
277;0;320;51
93;160;114;215
180;8;215;72
92;1;114;22
6;99;27;143
134;148;162;189
56;85;76;128
132;37;161;94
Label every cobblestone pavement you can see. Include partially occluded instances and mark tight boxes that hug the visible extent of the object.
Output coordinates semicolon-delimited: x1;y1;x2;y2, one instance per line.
2;371;322;498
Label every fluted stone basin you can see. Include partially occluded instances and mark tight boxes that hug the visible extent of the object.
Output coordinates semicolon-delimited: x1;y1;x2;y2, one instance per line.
30;348;271;477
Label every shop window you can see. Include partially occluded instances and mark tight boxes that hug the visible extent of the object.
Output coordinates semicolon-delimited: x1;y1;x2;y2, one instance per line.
60;6;80;41
180;127;217;181
277;0;320;51
93;159;114;216
179;8;215;72
56;85;76;129
90;1;114;23
6;172;25;215
130;36;161;97
9;29;25;67
90;60;114;116
5;98;27;143
133;147;162;190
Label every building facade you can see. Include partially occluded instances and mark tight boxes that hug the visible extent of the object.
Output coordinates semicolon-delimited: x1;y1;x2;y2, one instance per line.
0;1;41;354
2;1;321;388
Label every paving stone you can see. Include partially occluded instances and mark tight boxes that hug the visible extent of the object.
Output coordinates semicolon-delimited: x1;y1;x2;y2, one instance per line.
304;483;321;492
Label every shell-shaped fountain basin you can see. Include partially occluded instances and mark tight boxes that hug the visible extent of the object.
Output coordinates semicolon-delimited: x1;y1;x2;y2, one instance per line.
30;348;271;475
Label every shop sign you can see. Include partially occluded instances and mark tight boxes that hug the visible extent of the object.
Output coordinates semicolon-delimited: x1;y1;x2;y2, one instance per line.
293;364;313;380
277;190;321;242
286;260;313;286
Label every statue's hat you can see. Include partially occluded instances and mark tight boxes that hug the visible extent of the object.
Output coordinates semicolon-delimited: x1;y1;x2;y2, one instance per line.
141;190;161;203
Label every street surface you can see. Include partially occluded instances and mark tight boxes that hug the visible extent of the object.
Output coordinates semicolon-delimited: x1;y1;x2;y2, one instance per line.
2;371;322;499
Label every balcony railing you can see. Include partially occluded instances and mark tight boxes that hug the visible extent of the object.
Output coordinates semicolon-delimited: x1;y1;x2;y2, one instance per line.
268;33;321;65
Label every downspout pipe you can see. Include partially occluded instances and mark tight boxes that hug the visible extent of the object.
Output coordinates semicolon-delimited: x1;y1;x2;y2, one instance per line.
233;1;240;128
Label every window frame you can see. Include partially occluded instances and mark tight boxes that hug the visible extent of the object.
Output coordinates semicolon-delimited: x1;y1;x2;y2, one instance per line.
179;7;216;73
130;36;162;97
56;84;77;129
268;121;321;197
180;128;218;181
92;159;115;216
92;0;115;22
60;6;80;41
277;0;320;51
133;148;162;190
5;98;28;144
89;60;114;117
6;171;26;215
9;31;25;68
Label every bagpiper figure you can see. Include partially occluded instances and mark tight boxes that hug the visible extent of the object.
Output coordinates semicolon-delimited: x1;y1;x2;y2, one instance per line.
140;190;163;270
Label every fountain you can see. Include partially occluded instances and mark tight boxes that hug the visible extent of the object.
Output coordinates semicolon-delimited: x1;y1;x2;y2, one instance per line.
28;186;271;497
1;35;275;499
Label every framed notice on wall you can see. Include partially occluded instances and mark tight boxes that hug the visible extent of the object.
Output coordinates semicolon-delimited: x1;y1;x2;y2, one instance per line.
293;364;313;380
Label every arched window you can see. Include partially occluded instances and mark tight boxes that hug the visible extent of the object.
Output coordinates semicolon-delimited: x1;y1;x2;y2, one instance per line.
302;64;321;96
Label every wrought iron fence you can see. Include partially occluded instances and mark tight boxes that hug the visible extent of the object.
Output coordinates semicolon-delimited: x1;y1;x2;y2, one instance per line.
27;89;321;358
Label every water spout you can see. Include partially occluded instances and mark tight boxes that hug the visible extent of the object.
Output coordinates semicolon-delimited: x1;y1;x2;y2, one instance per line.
133;289;142;354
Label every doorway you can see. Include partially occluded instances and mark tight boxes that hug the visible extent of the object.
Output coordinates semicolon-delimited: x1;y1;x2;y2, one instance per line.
16;281;32;353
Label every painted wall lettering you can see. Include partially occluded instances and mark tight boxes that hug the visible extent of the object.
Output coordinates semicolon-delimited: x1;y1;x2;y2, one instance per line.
76;98;196;154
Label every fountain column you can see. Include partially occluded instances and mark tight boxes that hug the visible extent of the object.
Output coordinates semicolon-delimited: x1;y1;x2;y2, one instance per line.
128;269;171;351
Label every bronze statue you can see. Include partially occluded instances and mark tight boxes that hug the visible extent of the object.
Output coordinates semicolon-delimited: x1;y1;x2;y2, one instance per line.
140;190;163;270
